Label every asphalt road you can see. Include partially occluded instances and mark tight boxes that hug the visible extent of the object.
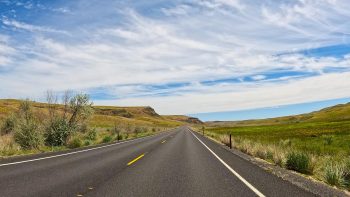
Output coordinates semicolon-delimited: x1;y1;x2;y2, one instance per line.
0;126;316;197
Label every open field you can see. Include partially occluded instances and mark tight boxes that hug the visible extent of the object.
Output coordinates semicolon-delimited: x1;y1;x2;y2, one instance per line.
0;99;201;158
202;102;350;190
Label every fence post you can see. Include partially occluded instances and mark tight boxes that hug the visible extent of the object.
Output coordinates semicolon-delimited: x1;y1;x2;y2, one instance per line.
202;126;205;136
229;134;232;149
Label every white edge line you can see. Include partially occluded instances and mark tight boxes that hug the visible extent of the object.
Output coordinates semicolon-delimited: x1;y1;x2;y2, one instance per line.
189;129;265;197
0;130;173;167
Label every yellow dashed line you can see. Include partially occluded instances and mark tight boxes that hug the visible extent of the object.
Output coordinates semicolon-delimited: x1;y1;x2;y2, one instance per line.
77;194;83;197
161;140;166;144
88;187;94;190
127;154;145;166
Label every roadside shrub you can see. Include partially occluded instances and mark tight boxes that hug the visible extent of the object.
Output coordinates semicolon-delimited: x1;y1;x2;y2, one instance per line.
44;118;71;146
86;128;97;141
79;123;89;133
152;128;156;132
1;115;17;135
286;152;311;174
324;162;345;187
102;135;113;143
84;140;92;146
14;99;43;150
14;119;42;149
134;127;142;134
67;138;82;149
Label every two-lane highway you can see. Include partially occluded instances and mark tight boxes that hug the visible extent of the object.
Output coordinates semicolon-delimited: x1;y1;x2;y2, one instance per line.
0;127;315;197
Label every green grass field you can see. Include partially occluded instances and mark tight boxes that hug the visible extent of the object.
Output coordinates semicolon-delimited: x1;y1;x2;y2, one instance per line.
203;102;350;190
207;121;350;156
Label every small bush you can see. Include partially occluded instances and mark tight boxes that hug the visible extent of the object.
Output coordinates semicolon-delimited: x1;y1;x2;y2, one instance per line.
324;163;345;187
68;138;82;149
102;135;113;143
86;128;97;141
1;115;17;135
84;140;92;146
14;120;42;150
286;152;311;174
14;99;42;150
152;128;156;132
44;118;71;146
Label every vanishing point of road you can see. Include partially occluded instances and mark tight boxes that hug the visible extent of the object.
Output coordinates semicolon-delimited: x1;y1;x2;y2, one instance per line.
0;127;315;197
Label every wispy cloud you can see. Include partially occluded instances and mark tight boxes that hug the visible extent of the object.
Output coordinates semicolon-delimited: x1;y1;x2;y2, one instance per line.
2;19;69;35
0;0;350;114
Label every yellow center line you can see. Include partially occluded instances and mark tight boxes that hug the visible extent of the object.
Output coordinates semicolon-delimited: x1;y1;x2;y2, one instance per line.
161;140;166;144
127;153;145;166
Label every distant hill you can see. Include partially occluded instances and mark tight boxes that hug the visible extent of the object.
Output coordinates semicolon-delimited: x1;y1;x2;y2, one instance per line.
0;99;201;129
206;102;350;127
163;115;203;124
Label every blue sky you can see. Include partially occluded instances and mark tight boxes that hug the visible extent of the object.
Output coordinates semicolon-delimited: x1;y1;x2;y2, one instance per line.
191;98;350;121
1;0;350;120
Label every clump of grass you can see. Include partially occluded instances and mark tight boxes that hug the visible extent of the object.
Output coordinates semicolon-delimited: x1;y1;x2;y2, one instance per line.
322;135;334;146
219;135;230;146
67;138;82;149
84;140;92;146
115;133;123;141
0;135;21;156
279;139;292;147
102;135;113;143
85;128;97;141
324;162;345;187
272;149;286;167
1;114;17;135
286;151;312;174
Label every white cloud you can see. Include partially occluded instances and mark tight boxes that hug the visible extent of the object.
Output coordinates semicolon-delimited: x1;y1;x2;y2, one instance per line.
161;5;193;16
2;19;69;35
0;0;350;115
251;75;266;81
97;72;350;114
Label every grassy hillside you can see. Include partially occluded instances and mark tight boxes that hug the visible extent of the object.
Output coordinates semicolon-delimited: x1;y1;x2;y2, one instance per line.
0;99;195;129
207;102;350;127
0;99;200;158
202;102;350;190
